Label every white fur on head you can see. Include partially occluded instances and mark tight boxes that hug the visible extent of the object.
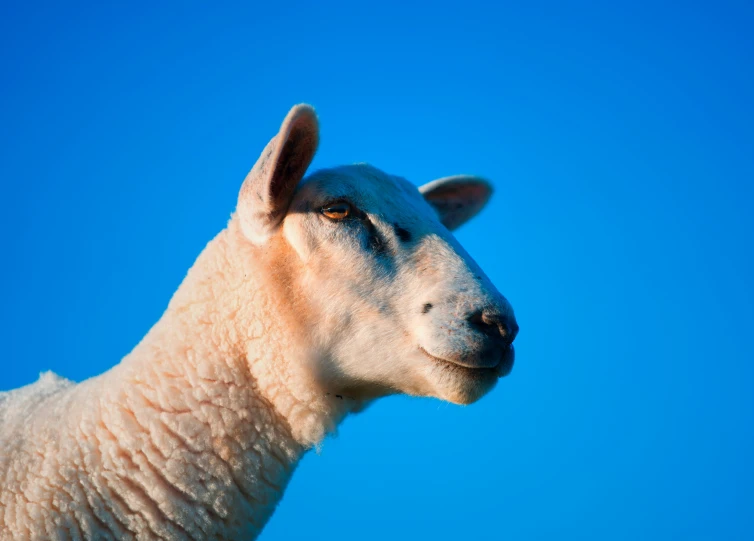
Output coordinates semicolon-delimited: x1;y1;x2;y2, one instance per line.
419;175;493;230
0;105;518;541
273;164;516;407
238;104;319;243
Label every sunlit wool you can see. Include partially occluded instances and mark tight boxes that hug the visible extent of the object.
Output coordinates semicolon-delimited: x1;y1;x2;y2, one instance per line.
0;105;516;540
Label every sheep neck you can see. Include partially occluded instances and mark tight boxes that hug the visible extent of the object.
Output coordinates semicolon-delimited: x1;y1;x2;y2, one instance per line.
90;217;354;531
161;216;353;445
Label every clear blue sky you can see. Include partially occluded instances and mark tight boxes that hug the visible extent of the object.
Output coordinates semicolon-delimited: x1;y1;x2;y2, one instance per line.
1;1;753;539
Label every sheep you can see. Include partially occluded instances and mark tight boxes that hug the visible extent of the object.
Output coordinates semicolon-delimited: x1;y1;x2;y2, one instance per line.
0;104;519;540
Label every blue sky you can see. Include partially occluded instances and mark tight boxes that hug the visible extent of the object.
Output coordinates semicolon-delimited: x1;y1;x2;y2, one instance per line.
1;1;753;539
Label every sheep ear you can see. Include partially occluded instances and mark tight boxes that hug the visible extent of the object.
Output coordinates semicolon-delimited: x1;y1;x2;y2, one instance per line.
237;104;319;243
419;175;493;230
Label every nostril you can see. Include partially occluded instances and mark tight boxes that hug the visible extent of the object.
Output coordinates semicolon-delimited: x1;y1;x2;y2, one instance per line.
468;310;518;347
467;310;499;337
497;320;518;347
467;311;488;331
508;319;519;341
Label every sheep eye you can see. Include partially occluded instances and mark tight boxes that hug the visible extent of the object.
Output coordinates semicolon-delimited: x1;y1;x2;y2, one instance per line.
321;202;352;221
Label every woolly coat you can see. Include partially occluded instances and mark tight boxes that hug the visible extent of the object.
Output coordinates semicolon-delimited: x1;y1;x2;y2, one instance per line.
0;218;349;540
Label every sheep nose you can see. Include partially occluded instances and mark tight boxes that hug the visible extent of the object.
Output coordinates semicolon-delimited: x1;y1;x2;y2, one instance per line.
467;309;519;348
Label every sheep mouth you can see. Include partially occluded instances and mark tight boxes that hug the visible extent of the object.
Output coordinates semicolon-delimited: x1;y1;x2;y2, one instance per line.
419;346;514;378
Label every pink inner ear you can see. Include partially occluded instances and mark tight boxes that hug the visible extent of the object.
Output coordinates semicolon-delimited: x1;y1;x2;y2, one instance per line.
422;178;492;230
426;183;487;208
237;105;319;243
269;118;318;204
454;183;488;204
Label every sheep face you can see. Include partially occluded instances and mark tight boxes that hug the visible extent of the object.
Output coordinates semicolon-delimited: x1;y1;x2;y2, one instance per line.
237;105;518;406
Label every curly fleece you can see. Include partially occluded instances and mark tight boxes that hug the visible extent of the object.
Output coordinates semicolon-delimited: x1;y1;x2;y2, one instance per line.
0;104;510;540
0;217;352;540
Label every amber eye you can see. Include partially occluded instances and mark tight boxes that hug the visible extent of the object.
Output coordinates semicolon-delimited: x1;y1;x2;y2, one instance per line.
321;202;352;220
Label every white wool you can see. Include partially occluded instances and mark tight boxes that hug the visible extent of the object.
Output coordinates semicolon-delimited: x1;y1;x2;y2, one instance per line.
0;104;516;540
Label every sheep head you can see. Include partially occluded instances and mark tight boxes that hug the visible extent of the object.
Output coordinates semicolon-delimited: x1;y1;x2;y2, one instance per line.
236;104;518;406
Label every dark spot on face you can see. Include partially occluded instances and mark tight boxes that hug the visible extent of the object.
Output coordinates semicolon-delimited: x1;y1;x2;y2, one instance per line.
393;224;412;243
368;233;387;254
422;303;433;314
365;220;389;255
